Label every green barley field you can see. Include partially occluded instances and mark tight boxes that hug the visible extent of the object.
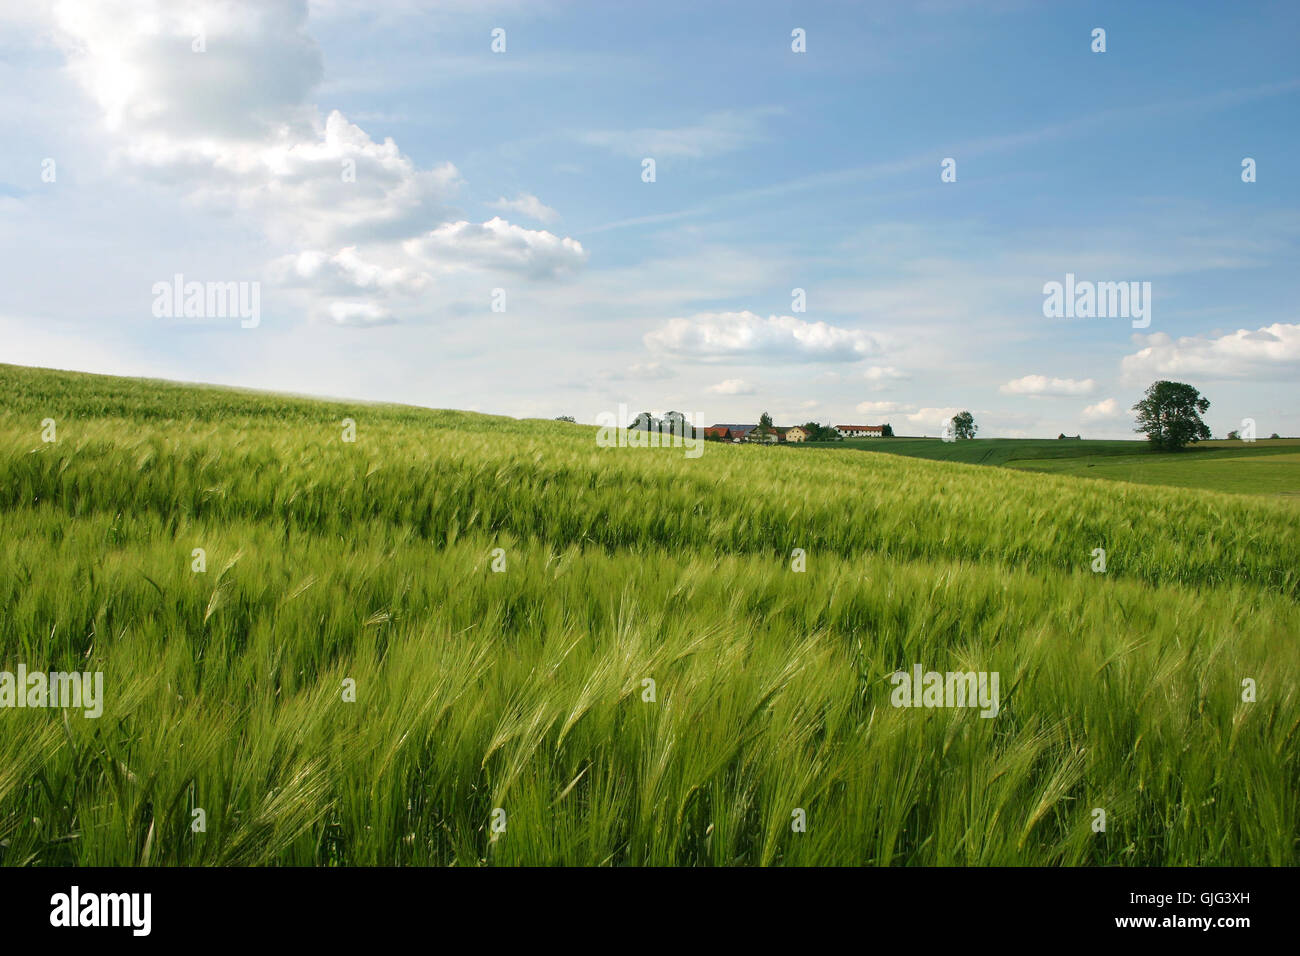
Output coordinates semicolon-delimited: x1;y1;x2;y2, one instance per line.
1;362;1297;866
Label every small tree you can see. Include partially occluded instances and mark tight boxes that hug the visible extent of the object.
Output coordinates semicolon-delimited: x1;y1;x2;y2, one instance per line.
1132;381;1210;450
629;411;657;431
951;411;977;440
1270;432;1281;440
554;415;576;423
1226;429;1240;440
661;410;689;437
881;423;894;437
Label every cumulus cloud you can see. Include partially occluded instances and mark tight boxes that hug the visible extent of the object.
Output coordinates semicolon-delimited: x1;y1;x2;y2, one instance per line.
268;246;430;323
53;0;321;143
268;246;430;295
489;193;559;224
47;0;586;323
1081;398;1124;421
1121;323;1300;381
707;378;757;395
49;2;459;246
244;110;463;246
404;218;587;278
644;311;879;362
999;375;1097;397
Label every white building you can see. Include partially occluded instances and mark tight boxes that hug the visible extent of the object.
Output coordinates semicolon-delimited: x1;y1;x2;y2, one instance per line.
834;424;885;438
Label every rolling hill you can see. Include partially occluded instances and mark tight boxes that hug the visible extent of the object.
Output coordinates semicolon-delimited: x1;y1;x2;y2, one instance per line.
1;363;1296;866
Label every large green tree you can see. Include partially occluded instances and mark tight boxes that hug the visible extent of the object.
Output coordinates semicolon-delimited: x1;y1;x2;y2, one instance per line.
1132;381;1210;450
802;421;838;441
951;411;977;440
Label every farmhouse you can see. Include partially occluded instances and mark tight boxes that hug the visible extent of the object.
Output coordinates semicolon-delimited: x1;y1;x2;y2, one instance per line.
835;424;885;438
706;423;831;443
712;423;758;442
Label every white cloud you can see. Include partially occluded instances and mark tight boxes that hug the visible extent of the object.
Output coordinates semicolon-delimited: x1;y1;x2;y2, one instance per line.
269;246;430;322
999;374;1097;397
707;378;757;395
53;0;321;143
1121;323;1300;381
326;300;393;326
905;407;966;429
404;218;587;279
1081;398;1124;421
269;246;430;295
243;110;463;247
50;3;459;246
489;193;559;224
856;400;905;415
863;366;907;389
644;311;880;362
46;0;586;322
598;362;677;382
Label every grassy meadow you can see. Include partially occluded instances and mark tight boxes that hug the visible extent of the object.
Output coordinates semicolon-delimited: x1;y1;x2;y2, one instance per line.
0;363;1297;866
810;435;1300;497
808;436;1151;466
1009;444;1300;497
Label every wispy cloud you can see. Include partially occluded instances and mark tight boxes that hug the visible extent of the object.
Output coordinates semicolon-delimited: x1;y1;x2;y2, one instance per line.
999;375;1097;397
580;107;782;160
707;378;758;395
645;312;880;363
587;79;1300;234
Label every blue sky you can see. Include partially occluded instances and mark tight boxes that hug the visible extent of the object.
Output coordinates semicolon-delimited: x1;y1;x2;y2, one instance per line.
1;0;1297;437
